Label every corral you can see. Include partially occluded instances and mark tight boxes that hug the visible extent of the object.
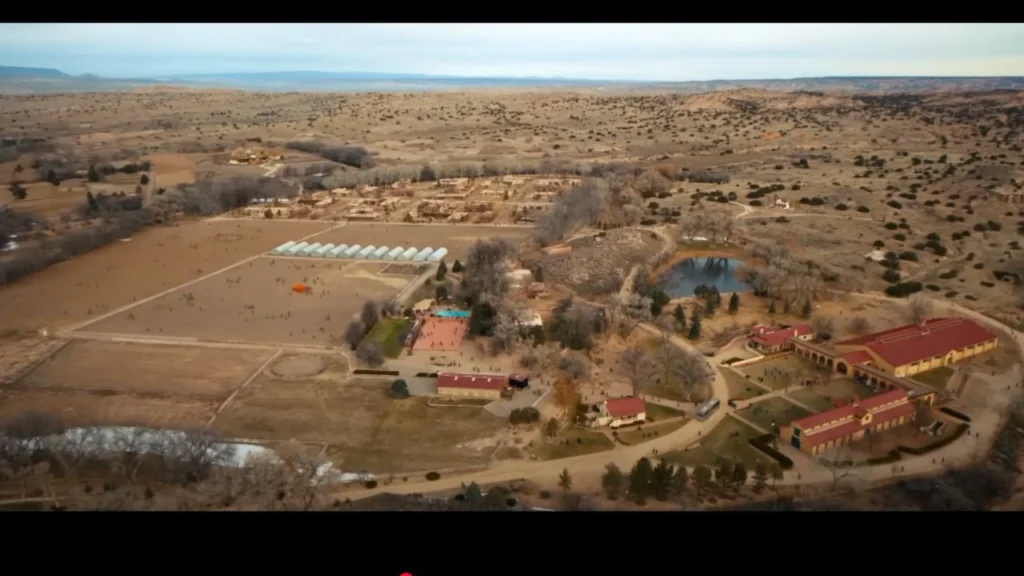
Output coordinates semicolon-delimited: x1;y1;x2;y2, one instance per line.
13;340;273;399
210;368;504;473
0;219;334;333
0;388;218;430
304;223;530;261
79;257;409;346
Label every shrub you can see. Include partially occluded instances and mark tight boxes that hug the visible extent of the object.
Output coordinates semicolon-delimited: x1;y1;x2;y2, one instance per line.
857;206;870;213
940;407;972;422
944;291;959;298
364;480;378;489
882;269;901;283
887;200;903;209
981;281;995;288
866;449;902;465
389;379;410;399
425;471;441;481
509;406;541;425
539;490;552;499
748;435;793;469
925;284;940;291
884;222;899;230
835;203;849;211
898;251;918;261
893;233;906;241
897;424;970;455
885;281;923;297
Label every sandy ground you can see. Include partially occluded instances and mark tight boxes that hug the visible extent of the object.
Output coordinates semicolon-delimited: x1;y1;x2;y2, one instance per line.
17;340;272;399
0;219;334;333
82;257;408;346
0;388;217;429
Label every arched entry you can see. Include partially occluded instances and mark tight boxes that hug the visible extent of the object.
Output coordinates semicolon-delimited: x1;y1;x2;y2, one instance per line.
836;362;848;375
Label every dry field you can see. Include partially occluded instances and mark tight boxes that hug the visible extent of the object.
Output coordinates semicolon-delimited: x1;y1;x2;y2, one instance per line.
305;222;531;261
14;340;272;399
0;388;217;430
211;361;504;472
82;257;409;346
0;219;333;333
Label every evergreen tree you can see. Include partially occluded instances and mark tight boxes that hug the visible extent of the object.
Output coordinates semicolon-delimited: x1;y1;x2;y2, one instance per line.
673;303;686;330
768;299;777;315
728;293;740;314
651;459;675;501
140;173;150;185
732;462;748;488
752;461;769;494
801;299;813;319
671;465;690;497
87;164;100;182
451;259;464;273
629;457;654;500
435;260;448;281
558;468;573;494
465;482;483;502
601;463;625;500
85;190;99;212
688;314;702;340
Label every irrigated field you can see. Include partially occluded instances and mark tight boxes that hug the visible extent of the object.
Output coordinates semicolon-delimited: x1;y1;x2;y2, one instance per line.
306;223;531;261
211;366;504;473
0;219;334;333
82;257;409;346
17;340;272;399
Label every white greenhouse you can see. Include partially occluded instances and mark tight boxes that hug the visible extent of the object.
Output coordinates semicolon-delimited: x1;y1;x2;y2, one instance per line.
398;247;419;261
301;243;323;256
328;244;349;258
426;247;448;262
273;241;296;255
315;243;335;257
384;246;405;260
369;246;390;260
342;245;362;258
286;242;310;255
412;247;434;262
356;245;376;259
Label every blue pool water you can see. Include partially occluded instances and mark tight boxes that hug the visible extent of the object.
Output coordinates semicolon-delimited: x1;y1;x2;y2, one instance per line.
435;310;470;318
658;257;749;298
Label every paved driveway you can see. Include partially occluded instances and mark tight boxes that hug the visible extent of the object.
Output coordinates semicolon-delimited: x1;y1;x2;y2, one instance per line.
485;387;547;418
404;376;437;397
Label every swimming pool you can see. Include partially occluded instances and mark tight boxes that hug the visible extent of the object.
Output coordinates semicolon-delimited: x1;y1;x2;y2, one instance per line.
435;310;470;318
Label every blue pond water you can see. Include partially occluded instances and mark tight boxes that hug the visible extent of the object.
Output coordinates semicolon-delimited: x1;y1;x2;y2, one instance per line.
658;257;749;298
435;310;471;318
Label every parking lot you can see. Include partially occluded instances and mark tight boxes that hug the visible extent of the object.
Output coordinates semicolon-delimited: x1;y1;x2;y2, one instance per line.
485;387;547;417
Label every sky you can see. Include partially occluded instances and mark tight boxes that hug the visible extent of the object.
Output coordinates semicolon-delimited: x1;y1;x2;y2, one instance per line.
1;23;1023;81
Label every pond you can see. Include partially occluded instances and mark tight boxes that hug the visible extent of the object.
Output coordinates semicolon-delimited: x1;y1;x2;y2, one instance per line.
658;257;749;298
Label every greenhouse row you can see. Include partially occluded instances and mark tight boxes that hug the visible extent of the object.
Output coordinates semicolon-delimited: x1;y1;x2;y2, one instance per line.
271;241;448;262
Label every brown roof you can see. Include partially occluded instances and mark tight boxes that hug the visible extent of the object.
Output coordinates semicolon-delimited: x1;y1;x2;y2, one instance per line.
605;397;646;418
837;317;996;368
436;372;507;391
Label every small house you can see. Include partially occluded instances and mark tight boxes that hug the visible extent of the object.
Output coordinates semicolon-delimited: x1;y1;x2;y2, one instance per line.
436;373;507;401
593;397;647;429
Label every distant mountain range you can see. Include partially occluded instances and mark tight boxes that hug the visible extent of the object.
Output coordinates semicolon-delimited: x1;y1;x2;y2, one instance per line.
2;65;1024;94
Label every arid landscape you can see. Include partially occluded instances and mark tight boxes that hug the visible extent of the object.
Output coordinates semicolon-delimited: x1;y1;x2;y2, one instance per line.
2;75;1024;512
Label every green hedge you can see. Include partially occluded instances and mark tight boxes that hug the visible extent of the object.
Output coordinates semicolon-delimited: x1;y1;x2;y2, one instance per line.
897;424;970;456
940;406;971;422
749;434;794;470
866;449;902;465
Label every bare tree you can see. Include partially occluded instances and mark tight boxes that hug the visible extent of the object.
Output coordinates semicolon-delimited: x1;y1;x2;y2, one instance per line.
619;346;657;396
461;238;515;305
818;445;860;492
275;441;333;511
163;429;236;484
360;300;380;329
559;354;591;381
105;428;157;483
847;316;872;335
343;320;365;350
356;343;386;367
907;294;933;325
650;334;713;401
491;306;524;354
810;315;836;340
46;428;97;484
611;293;652;338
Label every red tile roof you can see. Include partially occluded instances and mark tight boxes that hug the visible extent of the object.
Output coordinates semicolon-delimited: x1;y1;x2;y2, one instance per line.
436;373;507;391
837;317;996;368
840;350;873;366
749;324;814;348
794;389;908;431
803;401;915;448
604;397;646;418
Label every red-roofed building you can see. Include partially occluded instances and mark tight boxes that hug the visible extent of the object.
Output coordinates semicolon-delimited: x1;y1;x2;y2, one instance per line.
780;389;917;456
748;324;815;353
436;372;508;400
833;317;998;378
596;397;647;429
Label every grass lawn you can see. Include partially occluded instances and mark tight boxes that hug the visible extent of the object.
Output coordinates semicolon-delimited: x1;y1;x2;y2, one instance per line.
788;378;874;412
645;403;683;421
363;317;412;358
534;427;614;461
743;398;812;432
722;369;767;401
661;415;770;469
911;366;956;389
616;420;686;445
736;356;817;390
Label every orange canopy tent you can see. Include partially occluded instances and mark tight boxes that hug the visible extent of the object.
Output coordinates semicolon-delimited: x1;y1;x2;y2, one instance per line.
292;283;308;294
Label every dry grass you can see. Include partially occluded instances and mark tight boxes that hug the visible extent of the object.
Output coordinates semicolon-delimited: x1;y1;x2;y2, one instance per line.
661;415;769;469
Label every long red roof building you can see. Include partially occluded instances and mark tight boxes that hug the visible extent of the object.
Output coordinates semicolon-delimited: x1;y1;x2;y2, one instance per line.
836;316;996;368
788;389;915;451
